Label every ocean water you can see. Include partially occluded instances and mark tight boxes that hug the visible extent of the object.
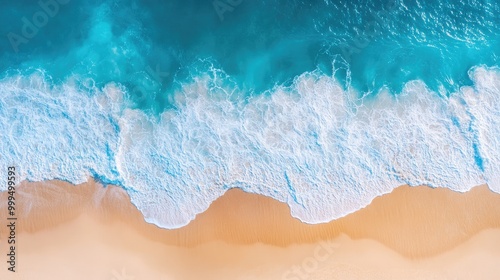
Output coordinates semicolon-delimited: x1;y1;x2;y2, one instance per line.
0;0;499;228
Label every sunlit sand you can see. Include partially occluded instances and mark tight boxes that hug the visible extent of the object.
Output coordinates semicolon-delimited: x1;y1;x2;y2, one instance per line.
1;179;499;279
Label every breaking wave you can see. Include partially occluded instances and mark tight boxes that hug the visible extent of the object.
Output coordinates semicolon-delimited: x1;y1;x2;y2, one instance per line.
0;66;499;228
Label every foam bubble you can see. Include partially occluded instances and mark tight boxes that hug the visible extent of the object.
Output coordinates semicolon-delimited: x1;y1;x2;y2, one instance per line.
0;67;499;228
118;67;499;227
0;73;122;186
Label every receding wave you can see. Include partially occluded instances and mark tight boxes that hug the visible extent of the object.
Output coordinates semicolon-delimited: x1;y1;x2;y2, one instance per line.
0;66;499;228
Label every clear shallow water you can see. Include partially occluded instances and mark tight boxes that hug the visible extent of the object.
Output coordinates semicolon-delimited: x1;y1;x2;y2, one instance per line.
0;0;499;228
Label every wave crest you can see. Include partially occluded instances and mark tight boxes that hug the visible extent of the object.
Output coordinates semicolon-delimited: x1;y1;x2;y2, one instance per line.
1;67;499;228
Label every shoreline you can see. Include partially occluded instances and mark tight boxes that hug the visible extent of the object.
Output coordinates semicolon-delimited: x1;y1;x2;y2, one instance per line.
1;179;500;279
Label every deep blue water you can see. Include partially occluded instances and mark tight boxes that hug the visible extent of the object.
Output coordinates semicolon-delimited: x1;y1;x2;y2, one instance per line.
1;0;499;112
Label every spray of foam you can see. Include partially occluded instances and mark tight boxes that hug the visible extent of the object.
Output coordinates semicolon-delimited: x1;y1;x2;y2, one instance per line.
0;66;499;228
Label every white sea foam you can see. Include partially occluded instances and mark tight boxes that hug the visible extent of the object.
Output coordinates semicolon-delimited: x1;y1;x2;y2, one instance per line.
0;73;123;185
0;67;499;228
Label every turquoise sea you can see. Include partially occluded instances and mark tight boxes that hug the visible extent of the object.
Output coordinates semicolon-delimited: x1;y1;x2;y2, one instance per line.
0;0;499;227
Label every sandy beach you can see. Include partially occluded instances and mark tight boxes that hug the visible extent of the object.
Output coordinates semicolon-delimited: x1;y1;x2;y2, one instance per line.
1;179;500;279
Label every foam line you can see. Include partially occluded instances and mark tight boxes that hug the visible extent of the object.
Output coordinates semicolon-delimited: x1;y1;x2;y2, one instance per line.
0;66;499;228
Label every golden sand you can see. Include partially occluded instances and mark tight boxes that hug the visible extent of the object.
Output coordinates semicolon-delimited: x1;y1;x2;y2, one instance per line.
0;179;500;279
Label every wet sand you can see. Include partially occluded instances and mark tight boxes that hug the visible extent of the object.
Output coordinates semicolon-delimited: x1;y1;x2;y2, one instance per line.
0;179;500;279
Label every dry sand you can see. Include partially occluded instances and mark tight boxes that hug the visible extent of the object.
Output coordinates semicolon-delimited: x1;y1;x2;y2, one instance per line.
0;179;500;279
